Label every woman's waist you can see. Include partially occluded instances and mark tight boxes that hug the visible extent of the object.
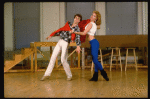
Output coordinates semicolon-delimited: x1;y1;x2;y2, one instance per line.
89;38;99;44
88;35;95;41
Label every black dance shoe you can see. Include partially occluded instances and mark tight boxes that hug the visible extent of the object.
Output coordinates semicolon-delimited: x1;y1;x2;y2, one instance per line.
89;72;98;81
100;69;109;81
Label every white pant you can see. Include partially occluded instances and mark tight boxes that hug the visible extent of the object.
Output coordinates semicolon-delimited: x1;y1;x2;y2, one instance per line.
44;39;72;78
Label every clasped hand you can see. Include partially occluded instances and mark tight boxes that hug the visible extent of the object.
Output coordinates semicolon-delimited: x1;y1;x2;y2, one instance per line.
69;29;74;33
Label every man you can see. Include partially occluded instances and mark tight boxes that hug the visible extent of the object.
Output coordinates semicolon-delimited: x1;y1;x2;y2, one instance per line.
41;14;82;81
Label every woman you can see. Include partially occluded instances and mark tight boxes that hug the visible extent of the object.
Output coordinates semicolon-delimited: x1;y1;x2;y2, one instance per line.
70;11;109;81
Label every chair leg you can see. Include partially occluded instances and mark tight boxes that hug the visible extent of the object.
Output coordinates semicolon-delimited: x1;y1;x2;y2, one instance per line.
125;49;128;71
119;49;122;71
133;49;138;71
91;61;94;72
100;49;103;68
110;49;113;71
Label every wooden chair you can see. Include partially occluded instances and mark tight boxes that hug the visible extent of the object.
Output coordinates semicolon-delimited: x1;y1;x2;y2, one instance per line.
125;48;138;71
110;47;122;71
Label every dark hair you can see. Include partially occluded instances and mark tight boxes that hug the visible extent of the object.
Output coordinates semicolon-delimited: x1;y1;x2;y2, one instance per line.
74;14;82;21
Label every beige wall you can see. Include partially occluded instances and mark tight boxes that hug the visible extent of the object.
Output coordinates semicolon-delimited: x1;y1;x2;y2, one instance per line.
40;2;65;51
137;2;148;35
142;2;148;35
4;2;13;51
95;2;106;35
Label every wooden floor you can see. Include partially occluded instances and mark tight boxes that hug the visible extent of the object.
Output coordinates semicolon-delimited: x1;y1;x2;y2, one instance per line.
4;68;148;98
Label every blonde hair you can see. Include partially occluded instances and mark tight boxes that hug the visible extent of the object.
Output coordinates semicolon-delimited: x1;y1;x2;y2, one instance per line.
93;11;101;26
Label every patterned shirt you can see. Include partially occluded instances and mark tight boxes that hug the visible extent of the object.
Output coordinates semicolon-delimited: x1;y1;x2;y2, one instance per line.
55;22;81;46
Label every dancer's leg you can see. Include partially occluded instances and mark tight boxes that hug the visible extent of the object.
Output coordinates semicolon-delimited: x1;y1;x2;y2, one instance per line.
60;40;72;79
89;39;109;81
44;40;61;76
90;39;103;72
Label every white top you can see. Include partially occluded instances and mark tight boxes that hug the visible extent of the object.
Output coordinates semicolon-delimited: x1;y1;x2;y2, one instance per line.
85;22;97;36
